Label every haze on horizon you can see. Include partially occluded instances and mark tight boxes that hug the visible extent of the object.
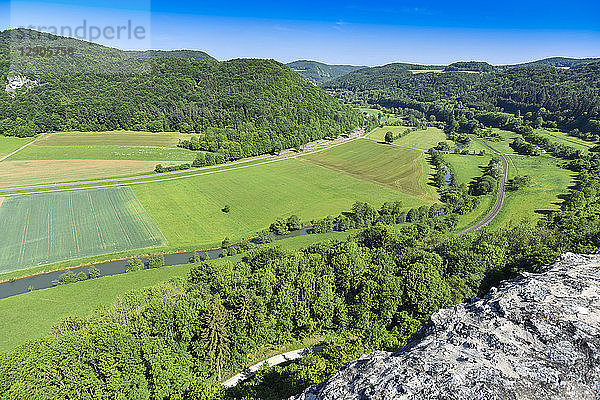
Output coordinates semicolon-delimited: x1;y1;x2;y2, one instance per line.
0;0;598;66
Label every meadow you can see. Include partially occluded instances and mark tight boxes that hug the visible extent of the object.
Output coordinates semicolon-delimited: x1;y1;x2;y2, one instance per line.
135;140;437;249
487;154;573;229
368;126;450;149
535;129;595;153
0;187;165;274
0;230;355;353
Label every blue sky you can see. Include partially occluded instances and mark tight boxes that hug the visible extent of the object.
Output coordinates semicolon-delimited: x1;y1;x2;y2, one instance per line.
1;0;599;65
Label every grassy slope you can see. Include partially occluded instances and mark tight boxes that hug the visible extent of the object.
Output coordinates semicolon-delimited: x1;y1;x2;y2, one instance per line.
134;152;432;248
535;129;594;153
0;230;354;353
367;126;449;148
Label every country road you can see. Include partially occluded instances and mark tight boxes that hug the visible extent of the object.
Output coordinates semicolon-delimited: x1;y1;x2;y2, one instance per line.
458;137;509;235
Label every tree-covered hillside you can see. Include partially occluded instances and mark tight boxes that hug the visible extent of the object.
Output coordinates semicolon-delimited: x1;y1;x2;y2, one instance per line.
287;60;366;84
0;30;361;155
323;62;600;139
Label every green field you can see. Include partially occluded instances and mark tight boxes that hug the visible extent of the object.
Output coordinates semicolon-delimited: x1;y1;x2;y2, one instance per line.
488;154;573;229
368;126;450;150
135;141;436;248
35;131;191;147
0;187;166;274
535;129;595;153
0;229;355;353
9;145;198;161
444;154;492;185
0;136;34;158
303;139;438;199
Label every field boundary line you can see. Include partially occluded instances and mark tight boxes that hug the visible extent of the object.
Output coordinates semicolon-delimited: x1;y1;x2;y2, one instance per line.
0;134;366;197
0;133;47;163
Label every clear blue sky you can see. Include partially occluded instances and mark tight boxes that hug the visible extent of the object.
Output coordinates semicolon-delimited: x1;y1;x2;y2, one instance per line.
1;0;599;65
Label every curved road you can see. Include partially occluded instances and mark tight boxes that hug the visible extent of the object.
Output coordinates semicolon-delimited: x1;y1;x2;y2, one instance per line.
458;136;509;236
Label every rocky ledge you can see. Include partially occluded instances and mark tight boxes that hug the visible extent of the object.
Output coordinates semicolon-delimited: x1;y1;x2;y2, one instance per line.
293;253;600;400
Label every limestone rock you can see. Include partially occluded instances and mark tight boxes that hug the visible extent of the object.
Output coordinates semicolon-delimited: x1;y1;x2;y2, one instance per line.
293;253;600;400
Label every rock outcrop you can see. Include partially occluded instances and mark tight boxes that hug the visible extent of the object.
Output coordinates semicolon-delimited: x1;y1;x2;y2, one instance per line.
5;76;39;95
294;253;600;400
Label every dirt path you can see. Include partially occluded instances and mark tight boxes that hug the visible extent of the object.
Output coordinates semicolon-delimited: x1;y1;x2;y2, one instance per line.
0;197;5;208
458;136;509;235
221;346;323;388
0;133;47;163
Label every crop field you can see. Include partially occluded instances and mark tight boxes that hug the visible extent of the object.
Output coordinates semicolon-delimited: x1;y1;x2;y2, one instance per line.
302;139;438;199
134;146;436;248
35;131;191;147
0;187;165;274
0;160;178;188
368;126;450;149
9;145;198;162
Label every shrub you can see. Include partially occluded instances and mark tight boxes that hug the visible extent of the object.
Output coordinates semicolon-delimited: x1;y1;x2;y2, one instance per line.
126;259;144;272
147;256;164;269
89;267;101;279
76;272;88;281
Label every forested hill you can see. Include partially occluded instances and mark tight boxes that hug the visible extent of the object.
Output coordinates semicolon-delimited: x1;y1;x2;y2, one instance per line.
507;56;600;69
0;30;361;155
287;60;367;84
323;62;600;138
0;29;214;76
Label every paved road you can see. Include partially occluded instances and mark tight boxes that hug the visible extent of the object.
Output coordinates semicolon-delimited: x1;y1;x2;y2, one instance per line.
458;136;509;236
221;346;323;388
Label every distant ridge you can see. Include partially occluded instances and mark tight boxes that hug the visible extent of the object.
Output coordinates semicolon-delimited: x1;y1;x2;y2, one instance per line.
287;60;366;84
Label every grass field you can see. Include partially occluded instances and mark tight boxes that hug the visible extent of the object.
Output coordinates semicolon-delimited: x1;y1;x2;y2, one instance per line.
535;129;595;153
444;154;492;185
9;145;198;161
0;187;166;274
0;136;34;158
134;142;436;248
35;131;191;147
487;154;573;229
302;139;438;199
368;126;450;150
0;229;355;353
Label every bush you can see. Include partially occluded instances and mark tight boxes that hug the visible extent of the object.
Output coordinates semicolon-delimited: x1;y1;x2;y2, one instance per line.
147;256;164;269
76;272;88;281
126;259;144;272
222;204;231;213
89;267;101;279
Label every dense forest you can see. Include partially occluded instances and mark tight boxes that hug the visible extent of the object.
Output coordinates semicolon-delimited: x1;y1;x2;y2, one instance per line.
323;62;600;141
286;60;366;85
0;29;361;156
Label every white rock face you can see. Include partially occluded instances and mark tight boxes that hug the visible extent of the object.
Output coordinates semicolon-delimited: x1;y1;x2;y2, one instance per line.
5;76;40;94
293;252;600;400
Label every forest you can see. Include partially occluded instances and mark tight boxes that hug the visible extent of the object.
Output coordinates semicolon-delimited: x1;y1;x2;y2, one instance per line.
0;30;361;156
